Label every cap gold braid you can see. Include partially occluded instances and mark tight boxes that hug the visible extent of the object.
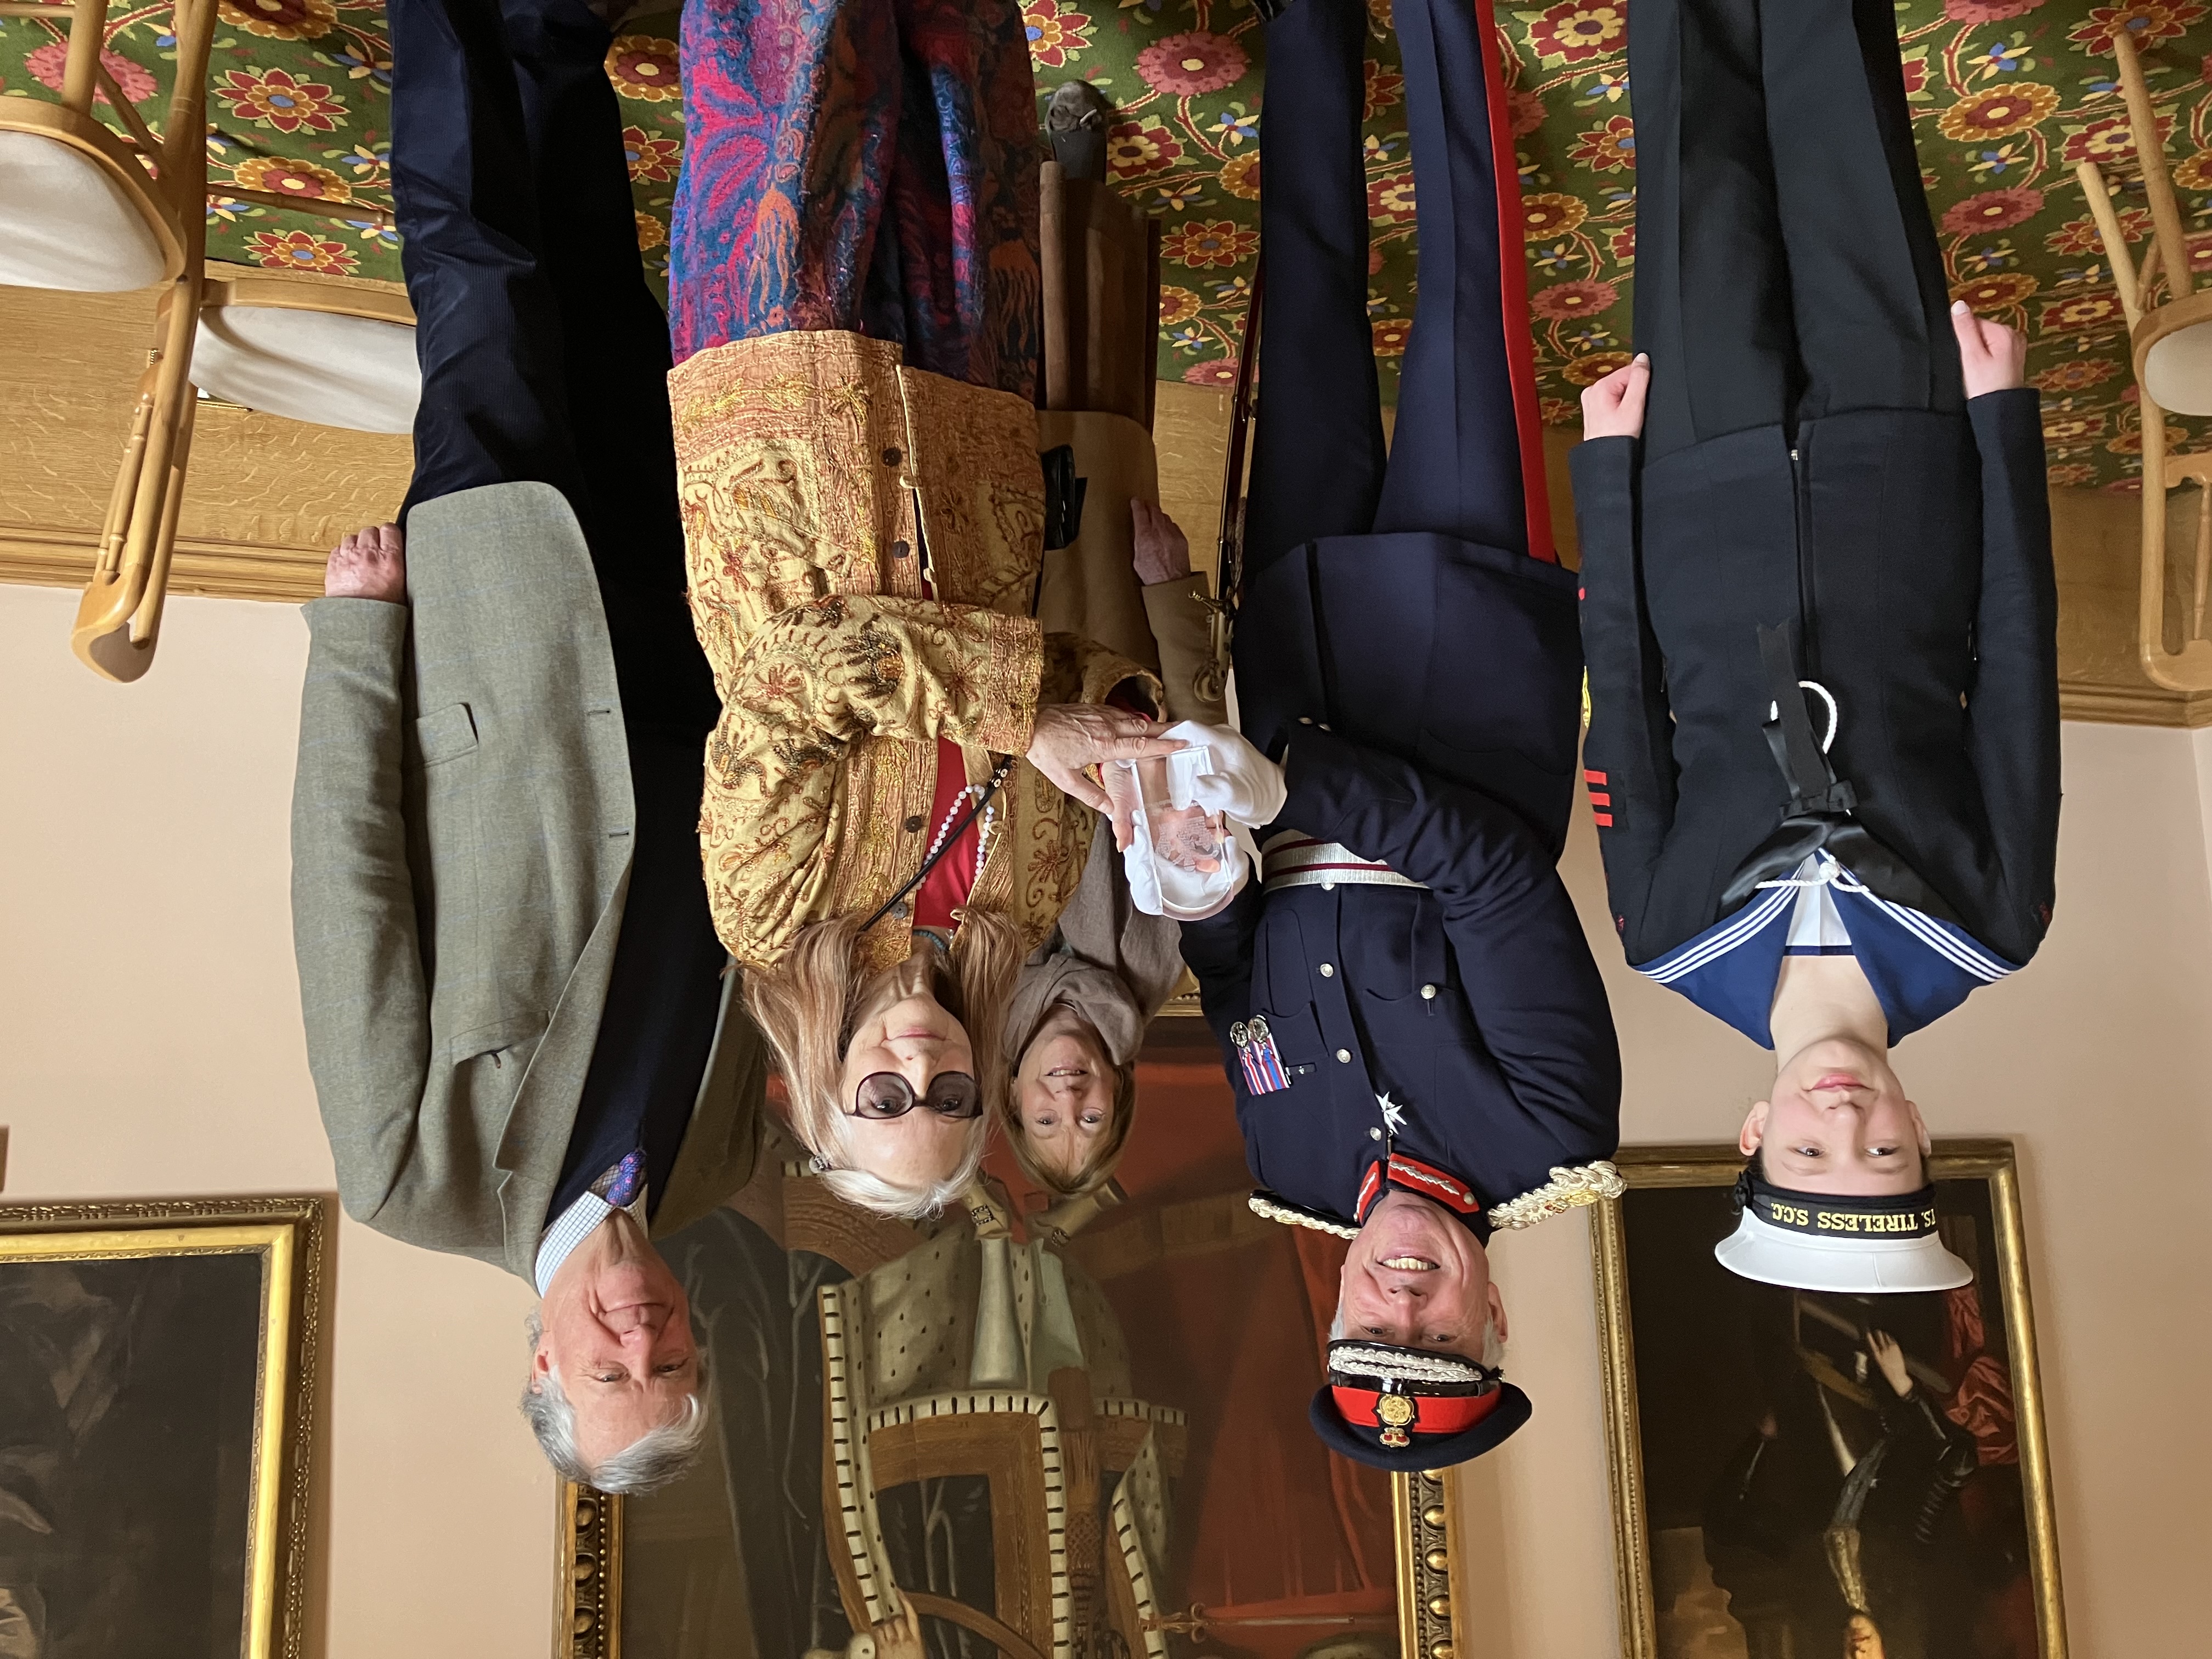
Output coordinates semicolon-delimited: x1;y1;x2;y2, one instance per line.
1487;1161;1627;1231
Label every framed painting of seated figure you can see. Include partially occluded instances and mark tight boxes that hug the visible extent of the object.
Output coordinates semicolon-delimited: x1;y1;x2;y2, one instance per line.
554;1018;1462;1659
1589;1142;2066;1659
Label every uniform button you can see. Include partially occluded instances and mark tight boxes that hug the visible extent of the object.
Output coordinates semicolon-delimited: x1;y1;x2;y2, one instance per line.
882;446;903;466
1335;1048;1352;1063
1322;879;1335;892
1297;716;1314;726
1370;1127;1383;1141
1420;984;1436;1000
891;539;911;559
1319;723;1332;731
1319;963;1334;978
903;815;926;833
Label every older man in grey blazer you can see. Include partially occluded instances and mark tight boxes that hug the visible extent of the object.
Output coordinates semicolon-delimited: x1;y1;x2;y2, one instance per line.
289;0;766;1494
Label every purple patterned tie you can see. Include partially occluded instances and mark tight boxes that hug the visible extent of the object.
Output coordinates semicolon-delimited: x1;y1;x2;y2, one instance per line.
597;1149;646;1210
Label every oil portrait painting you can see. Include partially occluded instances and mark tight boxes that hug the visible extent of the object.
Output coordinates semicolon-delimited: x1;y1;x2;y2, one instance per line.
1594;1145;2064;1659
0;1197;323;1659
562;1020;1454;1659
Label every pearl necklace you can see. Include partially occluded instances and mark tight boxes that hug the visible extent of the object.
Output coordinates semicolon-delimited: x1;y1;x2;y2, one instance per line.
924;776;997;888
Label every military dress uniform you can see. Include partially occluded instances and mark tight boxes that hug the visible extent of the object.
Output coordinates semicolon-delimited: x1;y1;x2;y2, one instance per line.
1178;0;1622;1471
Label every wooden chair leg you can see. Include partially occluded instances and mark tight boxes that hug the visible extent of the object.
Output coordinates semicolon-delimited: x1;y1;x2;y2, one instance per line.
2138;391;2185;687
2193;479;2211;642
2075;160;2143;330
2112;30;2192;304
73;269;200;680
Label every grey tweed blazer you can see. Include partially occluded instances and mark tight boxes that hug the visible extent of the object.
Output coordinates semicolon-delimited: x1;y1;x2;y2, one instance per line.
290;482;766;1283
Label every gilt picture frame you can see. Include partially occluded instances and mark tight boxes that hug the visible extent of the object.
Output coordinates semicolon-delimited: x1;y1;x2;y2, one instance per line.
0;1194;326;1659
560;1472;1463;1659
552;1022;1468;1659
1590;1141;2064;1659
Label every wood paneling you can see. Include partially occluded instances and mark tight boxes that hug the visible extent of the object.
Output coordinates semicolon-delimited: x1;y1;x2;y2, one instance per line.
0;283;411;606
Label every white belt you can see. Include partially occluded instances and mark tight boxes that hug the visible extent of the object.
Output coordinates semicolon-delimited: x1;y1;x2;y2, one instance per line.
1261;832;1428;893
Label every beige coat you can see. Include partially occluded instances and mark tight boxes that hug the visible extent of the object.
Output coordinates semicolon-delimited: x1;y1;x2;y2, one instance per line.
289;482;767;1284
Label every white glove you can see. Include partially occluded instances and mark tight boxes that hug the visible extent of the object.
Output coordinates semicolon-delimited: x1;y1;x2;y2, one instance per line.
1163;721;1286;830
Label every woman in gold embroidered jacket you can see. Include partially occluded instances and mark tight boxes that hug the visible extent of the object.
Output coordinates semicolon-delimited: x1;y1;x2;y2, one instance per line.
665;0;1173;1218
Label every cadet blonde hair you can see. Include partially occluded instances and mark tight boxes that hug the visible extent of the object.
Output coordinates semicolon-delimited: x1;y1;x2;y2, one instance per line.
743;909;1026;1220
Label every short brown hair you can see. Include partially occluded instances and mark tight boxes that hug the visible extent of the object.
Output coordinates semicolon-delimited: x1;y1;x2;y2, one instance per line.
1000;1043;1137;1200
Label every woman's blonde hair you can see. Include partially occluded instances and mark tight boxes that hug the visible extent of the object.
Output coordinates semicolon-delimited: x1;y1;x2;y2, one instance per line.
999;1046;1137;1200
743;909;1028;1220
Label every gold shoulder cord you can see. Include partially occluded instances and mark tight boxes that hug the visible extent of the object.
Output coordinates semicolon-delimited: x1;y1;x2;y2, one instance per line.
1246;1193;1361;1240
1487;1161;1628;1231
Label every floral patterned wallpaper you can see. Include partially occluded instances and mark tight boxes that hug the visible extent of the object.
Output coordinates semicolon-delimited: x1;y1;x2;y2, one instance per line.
5;0;2211;486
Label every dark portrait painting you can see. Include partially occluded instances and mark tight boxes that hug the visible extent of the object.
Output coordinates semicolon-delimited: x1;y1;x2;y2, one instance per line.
0;1199;323;1659
587;1018;1431;1659
1595;1146;2064;1659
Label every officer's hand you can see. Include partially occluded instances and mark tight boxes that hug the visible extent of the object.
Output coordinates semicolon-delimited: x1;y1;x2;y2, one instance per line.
1028;704;1186;815
1580;354;1650;443
1866;1330;1912;1398
1131;498;1193;585
325;522;406;602
1951;301;2027;398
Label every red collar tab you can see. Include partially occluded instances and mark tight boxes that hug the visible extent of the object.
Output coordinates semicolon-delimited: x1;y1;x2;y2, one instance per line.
1355;1154;1481;1222
1329;1385;1504;1448
1383;1152;1480;1215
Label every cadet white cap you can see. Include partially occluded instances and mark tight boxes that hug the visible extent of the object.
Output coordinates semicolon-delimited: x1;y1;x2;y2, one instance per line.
1713;1164;1972;1294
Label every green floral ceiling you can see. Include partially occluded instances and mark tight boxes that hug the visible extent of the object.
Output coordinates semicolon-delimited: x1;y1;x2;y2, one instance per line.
5;0;2210;487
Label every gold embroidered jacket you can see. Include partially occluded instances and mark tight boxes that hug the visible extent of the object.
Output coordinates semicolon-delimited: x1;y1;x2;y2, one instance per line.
672;331;1154;973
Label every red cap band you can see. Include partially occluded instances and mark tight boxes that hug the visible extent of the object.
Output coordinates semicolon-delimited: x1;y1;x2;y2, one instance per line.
1330;1385;1505;1442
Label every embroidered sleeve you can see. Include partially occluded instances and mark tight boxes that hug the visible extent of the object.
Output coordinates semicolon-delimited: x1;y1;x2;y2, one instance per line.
1486;1161;1627;1230
699;595;1043;966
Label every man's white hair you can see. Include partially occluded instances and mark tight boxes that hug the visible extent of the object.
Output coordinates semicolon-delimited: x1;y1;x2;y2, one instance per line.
521;1313;712;1496
1328;1305;1508;1369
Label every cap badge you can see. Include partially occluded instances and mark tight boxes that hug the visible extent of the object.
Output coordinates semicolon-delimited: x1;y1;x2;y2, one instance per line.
1375;1392;1417;1447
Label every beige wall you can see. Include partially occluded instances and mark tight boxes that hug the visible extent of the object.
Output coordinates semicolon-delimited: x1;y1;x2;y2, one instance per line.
0;584;550;1657
5;576;2208;1656
1465;721;2212;1657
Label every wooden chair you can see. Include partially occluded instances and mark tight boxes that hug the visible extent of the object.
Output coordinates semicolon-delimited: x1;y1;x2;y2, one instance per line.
0;0;409;679
2075;26;2212;692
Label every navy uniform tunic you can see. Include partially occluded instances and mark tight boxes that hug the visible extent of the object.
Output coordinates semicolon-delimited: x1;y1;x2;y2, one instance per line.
1185;0;1622;1237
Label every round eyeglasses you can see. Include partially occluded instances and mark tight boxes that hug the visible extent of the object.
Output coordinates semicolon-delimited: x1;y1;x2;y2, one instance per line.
850;1071;984;1120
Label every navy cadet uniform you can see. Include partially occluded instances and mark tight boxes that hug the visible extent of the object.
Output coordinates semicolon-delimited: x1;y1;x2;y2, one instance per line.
1572;0;2059;1048
1177;0;1622;1469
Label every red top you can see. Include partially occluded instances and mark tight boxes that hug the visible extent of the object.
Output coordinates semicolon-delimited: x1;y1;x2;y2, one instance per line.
912;737;984;932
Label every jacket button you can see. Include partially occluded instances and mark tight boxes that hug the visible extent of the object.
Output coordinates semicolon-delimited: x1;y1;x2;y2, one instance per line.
904;815;925;832
882;446;902;466
1420;984;1436;1000
1319;963;1334;977
1370;1127;1383;1141
1322;880;1335;892
1335;1048;1352;1063
1297;716;1314;725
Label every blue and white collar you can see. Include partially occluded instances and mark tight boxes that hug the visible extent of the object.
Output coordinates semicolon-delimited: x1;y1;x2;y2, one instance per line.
1635;853;2019;1047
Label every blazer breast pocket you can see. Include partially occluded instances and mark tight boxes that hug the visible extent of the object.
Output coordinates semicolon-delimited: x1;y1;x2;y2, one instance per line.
411;702;479;769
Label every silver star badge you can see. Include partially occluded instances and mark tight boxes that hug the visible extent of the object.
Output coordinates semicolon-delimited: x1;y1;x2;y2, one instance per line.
1377;1092;1408;1136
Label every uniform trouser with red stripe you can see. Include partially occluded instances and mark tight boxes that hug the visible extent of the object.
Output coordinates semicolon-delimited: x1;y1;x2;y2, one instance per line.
1243;0;1547;575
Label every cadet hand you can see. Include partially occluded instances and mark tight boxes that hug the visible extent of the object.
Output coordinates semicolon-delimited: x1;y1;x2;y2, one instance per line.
1028;704;1186;815
1131;498;1193;585
1580;353;1650;443
1866;1330;1912;1398
1951;301;2027;399
325;522;406;602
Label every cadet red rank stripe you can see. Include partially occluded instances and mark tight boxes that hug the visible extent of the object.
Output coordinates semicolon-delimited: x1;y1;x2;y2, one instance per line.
1586;769;1614;829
